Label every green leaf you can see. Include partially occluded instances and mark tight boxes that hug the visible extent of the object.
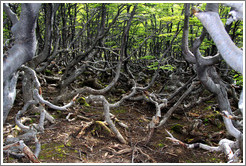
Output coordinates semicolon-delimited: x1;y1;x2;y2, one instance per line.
140;55;155;60
160;64;176;71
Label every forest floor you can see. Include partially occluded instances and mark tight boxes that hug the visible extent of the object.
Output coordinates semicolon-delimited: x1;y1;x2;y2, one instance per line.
3;82;236;163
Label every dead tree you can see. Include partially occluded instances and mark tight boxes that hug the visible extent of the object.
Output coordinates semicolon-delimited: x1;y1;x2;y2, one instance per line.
3;3;41;123
176;3;243;162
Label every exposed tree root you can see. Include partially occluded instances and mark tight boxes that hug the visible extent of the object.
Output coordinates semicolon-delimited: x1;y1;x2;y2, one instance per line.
165;109;243;163
3;140;41;163
4;65;77;161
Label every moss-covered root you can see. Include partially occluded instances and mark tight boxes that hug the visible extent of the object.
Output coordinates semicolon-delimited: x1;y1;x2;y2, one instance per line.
94;121;112;135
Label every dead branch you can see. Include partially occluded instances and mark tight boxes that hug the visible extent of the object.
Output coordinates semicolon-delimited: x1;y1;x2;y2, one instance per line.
165;129;240;163
157;80;199;128
4;140;41;163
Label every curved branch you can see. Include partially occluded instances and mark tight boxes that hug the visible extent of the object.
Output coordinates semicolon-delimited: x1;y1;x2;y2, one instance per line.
181;3;196;64
3;3;18;25
3;3;41;82
195;11;243;73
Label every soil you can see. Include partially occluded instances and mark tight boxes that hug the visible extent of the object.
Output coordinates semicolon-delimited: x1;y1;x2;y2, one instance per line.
3;83;231;163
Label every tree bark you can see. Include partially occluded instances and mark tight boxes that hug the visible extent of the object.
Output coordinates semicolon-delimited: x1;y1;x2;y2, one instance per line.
195;8;243;73
3;3;41;82
3;3;41;124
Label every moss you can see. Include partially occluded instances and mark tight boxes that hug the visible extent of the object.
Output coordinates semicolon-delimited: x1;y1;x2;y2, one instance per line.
171;124;184;134
205;111;221;120
204;106;212;110
112;88;126;94
91;121;112;136
120;89;126;94
52;114;58;119
203;118;209;123
29;118;34;124
83;109;91;113
112;108;127;114
35;112;40;116
39;143;67;161
157;143;165;148
203;90;212;96
153;140;166;148
65;140;72;147
77;97;90;107
185;159;192;163
209;156;222;163
185;138;194;143
44;69;53;75
138;119;144;123
206;113;215;119
77;97;85;104
97;79;106;87
205;100;214;103
56;110;62;114
6;157;16;162
95;121;112;134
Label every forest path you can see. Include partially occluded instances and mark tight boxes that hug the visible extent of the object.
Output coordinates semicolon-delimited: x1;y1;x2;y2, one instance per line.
3;84;230;163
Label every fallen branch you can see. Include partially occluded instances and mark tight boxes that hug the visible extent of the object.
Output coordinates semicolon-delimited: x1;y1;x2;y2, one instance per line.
76;121;94;138
221;110;243;154
4;140;41;163
157;80;199;128
165;129;240;163
110;113;128;129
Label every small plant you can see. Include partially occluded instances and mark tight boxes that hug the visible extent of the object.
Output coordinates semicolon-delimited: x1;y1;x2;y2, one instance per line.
45;69;53;75
157;143;165;148
203;118;209;122
233;73;243;86
77;97;90;107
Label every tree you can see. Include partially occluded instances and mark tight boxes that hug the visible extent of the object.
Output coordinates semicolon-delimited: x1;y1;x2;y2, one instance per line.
2;2;243;163
180;4;243;160
3;3;41;123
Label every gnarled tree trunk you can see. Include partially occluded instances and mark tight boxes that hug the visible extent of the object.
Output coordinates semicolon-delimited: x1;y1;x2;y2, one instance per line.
3;3;41;123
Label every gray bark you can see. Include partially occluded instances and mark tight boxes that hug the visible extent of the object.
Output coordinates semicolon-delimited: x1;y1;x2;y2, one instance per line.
195;10;243;73
3;72;19;123
3;3;41;82
3;3;41;124
30;3;53;68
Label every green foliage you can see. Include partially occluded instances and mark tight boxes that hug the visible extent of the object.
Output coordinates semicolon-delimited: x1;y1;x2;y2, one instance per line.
140;55;155;60
160;64;176;71
3;3;242;96
159;15;184;23
233;73;243;86
147;62;176;71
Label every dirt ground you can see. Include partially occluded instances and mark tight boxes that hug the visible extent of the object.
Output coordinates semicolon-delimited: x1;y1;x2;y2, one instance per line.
3;83;234;163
